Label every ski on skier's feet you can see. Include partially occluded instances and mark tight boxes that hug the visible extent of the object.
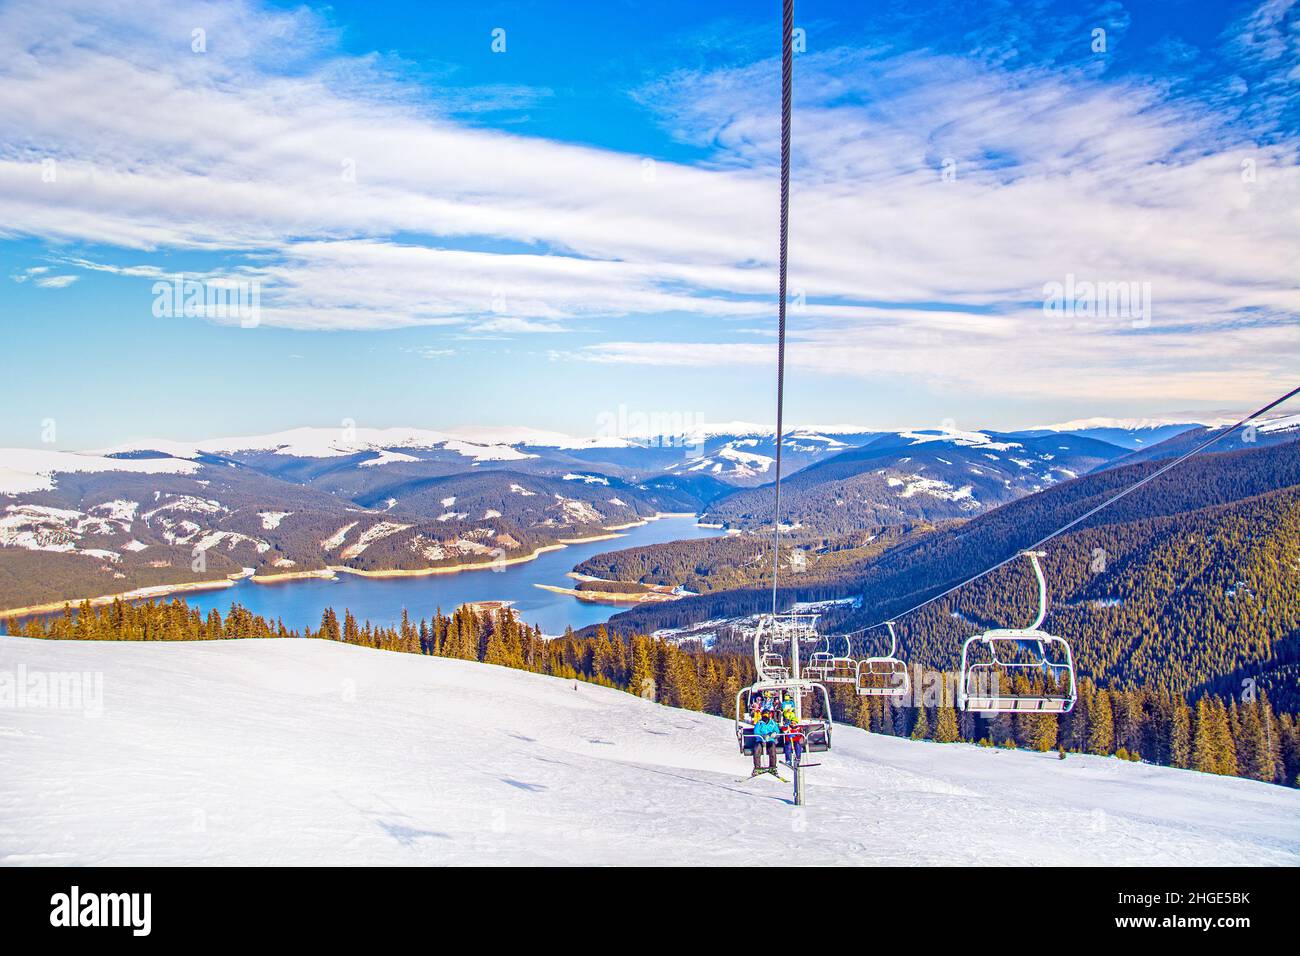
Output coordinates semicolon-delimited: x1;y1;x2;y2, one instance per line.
740;767;788;783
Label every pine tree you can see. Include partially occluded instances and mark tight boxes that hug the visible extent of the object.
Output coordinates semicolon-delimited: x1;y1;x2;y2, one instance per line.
1063;680;1091;752
855;698;872;731
1280;715;1300;787
1088;691;1114;755
1170;698;1191;769
910;707;931;741
934;705;959;743
483;626;509;666
1212;699;1239;776
1192;697;1218;773
1258;693;1282;783
1031;714;1059;752
1241;700;1274;782
629;636;655;701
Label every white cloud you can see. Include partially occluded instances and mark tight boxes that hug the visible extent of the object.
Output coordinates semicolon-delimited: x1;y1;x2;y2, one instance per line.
404;346;456;359
33;274;79;289
472;317;571;335
0;0;1295;402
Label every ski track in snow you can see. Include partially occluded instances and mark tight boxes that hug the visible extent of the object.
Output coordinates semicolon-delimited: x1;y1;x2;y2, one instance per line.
0;637;1296;866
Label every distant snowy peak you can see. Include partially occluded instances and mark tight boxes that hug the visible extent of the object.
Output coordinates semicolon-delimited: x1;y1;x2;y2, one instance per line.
1256;414;1300;434
88;438;208;460
897;428;1022;451
442;425;633;450
0;448;201;496
95;427;535;463
1039;416;1225;431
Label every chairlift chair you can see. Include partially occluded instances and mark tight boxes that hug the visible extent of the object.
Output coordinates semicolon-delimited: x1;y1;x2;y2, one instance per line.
855;621;910;698
801;633;835;681
956;551;1078;714
820;634;858;684
736;613;835;754
735;679;833;755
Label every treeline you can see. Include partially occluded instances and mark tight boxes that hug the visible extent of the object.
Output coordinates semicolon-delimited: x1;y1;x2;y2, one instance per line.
831;677;1300;787
12;597;1299;788
8;598;757;717
574;580;649;594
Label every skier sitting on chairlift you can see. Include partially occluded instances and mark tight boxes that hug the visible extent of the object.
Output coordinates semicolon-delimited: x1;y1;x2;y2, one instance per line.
752;709;780;774
780;703;804;767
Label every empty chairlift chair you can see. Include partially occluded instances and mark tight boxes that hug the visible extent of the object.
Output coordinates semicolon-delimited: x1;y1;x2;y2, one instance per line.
855;621;910;698
801;633;835;682
956;551;1078;714
821;634;859;684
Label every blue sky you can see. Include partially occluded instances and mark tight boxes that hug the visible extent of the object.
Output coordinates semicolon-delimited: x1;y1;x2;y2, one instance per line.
1;0;1296;448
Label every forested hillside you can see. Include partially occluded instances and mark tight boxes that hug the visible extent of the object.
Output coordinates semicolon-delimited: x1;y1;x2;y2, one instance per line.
574;526;923;593
602;439;1300;712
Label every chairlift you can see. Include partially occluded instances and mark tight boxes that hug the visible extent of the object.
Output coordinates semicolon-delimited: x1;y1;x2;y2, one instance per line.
736;613;834;755
855;621;910;698
820;634;858;684
956;551;1078;714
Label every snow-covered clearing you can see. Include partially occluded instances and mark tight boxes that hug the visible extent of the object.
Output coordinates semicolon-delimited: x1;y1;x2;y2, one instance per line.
0;638;1296;866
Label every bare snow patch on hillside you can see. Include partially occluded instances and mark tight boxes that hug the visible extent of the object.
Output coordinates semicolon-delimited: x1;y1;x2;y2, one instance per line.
320;522;359;552
258;511;292;530
340;522;411;559
899;429;1022;452
359;449;420;467
553;496;602;523
192;531;271;555
92;500;139;524
886;474;977;505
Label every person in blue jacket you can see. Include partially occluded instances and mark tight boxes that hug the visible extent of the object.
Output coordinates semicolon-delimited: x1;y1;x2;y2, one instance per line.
751;708;781;773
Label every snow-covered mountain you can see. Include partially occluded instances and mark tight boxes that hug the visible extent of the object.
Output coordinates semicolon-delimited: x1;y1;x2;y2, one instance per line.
2;415;1279;610
665;428;882;485
1018;418;1206;450
2;636;1294;865
93;426;535;463
0;448;202;497
701;427;1127;531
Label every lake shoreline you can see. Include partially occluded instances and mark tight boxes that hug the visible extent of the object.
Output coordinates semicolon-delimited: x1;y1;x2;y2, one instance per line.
0;515;714;631
532;583;680;605
0;572;248;620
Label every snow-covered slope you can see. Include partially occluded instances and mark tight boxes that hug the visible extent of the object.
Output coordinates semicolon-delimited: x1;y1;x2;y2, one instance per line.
2;638;1295;866
0;449;202;496
93;427;534;462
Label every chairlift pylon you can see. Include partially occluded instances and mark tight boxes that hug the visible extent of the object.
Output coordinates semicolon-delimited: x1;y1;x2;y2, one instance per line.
956;551;1078;714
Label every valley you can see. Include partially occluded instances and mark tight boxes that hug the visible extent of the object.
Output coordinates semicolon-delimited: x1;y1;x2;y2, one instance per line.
3;414;1298;713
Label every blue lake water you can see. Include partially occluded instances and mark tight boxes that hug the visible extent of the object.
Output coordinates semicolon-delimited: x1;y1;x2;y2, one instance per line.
169;516;723;635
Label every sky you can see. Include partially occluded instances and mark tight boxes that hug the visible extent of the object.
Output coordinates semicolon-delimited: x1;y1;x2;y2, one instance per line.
0;0;1297;449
